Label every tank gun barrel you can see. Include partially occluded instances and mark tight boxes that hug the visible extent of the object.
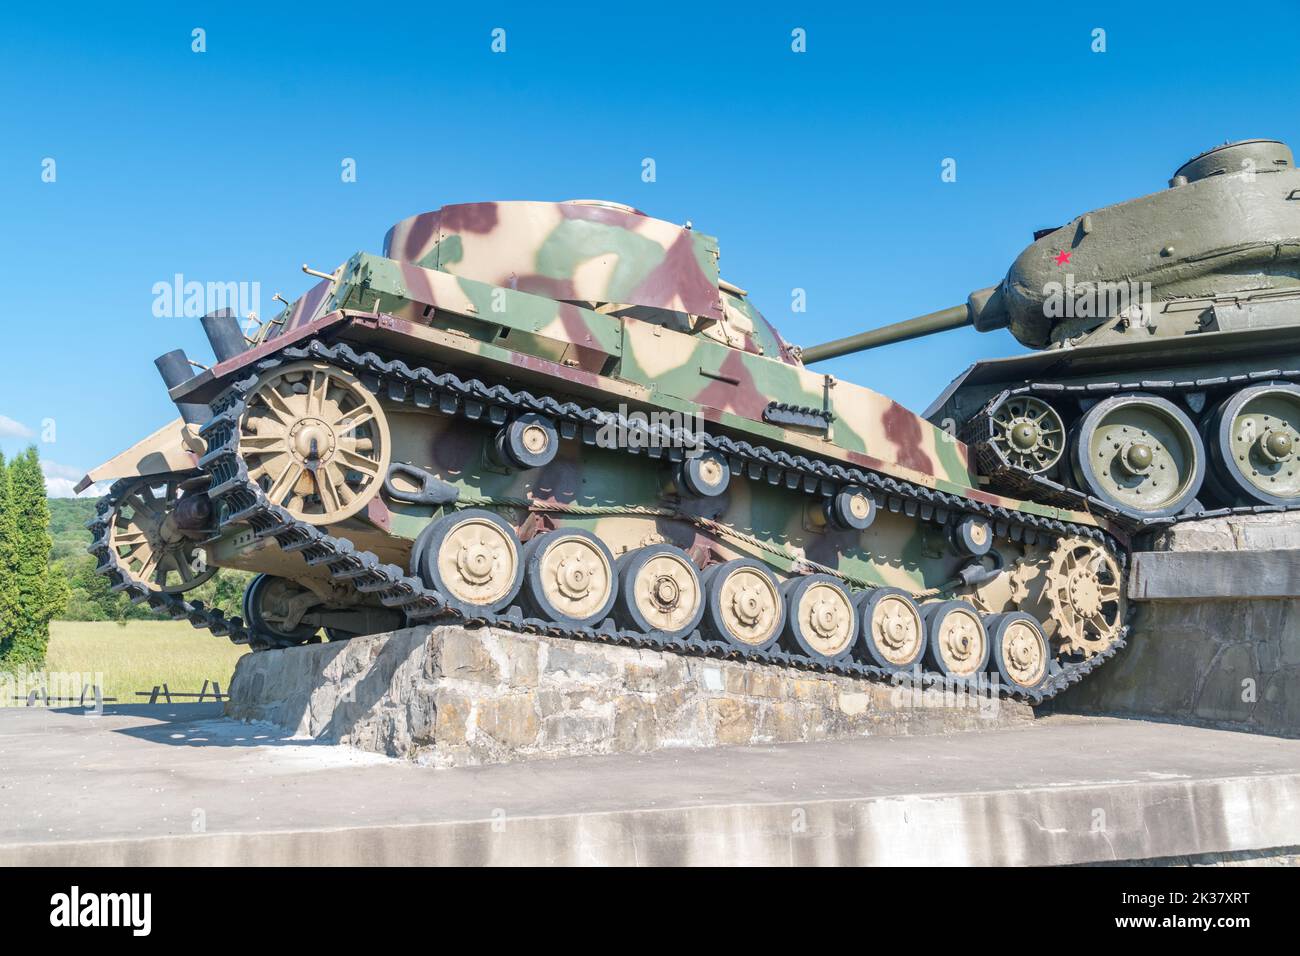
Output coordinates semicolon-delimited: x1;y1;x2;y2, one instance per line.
801;285;1008;364
801;304;973;364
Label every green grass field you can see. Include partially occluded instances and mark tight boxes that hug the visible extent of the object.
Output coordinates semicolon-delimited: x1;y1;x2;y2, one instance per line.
39;620;249;702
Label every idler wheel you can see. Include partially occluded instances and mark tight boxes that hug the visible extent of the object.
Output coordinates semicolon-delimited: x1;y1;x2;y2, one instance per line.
1069;393;1204;519
411;508;524;614
921;601;989;681
521;528;617;627
614;544;704;639
239;360;390;525
107;476;217;595
1205;382;1300;506
701;558;784;652
985;611;1050;692
855;586;925;672
781;574;857;663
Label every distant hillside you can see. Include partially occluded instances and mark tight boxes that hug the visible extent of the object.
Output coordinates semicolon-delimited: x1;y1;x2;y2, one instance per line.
48;496;98;562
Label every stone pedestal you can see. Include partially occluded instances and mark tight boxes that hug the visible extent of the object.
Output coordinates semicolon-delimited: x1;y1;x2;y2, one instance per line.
227;625;1033;766
1053;514;1300;736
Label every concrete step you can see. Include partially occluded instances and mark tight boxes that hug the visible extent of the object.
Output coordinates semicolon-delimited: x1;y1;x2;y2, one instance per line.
1;705;1297;866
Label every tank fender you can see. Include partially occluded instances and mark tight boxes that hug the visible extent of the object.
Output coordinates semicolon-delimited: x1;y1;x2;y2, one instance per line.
74;417;203;493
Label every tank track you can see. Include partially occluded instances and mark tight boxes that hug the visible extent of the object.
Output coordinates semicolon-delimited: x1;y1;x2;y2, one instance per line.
91;337;1132;703
87;481;252;645
964;369;1300;533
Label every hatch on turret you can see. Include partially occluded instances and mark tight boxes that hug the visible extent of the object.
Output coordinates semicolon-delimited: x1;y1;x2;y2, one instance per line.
1171;139;1293;185
560;199;646;215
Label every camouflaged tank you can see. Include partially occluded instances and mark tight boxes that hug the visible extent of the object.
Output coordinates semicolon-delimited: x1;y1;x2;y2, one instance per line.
83;199;1131;700
804;139;1300;525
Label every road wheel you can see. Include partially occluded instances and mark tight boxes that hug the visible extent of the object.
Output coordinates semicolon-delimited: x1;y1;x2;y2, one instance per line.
1070;393;1204;519
701;559;783;652
922;600;989;680
986;611;1050;692
521;529;617;626
781;574;857;663
411;509;524;614
615;544;704;639
855;587;925;672
1205;382;1300;506
243;574;321;648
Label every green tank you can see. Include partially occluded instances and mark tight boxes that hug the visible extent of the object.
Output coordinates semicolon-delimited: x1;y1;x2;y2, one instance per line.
804;139;1300;522
83;199;1133;701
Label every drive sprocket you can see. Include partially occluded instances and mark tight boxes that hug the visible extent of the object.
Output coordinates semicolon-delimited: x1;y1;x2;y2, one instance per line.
1012;535;1125;657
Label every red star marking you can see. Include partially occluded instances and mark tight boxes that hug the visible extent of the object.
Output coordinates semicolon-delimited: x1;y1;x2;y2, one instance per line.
1055;250;1072;265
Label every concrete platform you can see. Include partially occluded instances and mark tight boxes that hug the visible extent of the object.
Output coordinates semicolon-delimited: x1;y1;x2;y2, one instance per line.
2;704;1298;866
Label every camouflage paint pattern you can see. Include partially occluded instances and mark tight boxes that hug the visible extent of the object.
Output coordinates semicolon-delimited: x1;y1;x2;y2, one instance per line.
383;201;725;321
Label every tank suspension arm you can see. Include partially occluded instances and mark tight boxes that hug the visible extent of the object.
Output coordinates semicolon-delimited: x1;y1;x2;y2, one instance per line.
801;304;973;364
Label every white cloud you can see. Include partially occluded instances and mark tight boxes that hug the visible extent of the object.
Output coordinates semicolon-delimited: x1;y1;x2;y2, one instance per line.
41;461;82;480
40;460;106;499
0;415;34;439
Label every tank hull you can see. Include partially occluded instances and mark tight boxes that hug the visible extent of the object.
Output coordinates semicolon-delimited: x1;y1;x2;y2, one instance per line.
84;201;1131;698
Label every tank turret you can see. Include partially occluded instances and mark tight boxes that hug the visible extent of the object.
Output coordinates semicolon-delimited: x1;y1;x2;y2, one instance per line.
803;138;1300;362
807;140;1300;525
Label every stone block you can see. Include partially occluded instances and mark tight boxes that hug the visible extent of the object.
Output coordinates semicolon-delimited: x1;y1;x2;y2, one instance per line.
613;696;659;752
229;624;1034;768
1130;550;1300;600
707;698;758;745
434;629;502;684
541;708;613;748
476;694;540;748
543;642;616;680
837;691;872;717
1149;514;1300;553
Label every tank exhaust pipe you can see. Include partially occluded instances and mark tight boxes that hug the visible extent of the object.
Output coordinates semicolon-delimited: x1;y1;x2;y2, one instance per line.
200;308;248;363
154;349;212;425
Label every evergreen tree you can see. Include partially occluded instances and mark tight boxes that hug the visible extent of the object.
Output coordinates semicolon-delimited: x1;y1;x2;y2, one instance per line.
0;451;16;663
0;448;56;668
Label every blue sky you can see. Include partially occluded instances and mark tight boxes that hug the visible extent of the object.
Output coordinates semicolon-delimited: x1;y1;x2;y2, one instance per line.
1;1;1296;494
